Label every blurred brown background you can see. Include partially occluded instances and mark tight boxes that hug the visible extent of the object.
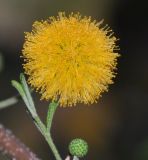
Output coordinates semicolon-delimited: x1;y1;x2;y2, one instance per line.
0;0;148;160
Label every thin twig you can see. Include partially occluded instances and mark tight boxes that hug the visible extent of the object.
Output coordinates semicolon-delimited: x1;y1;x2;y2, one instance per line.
34;116;62;160
0;124;40;160
12;75;62;160
0;95;20;110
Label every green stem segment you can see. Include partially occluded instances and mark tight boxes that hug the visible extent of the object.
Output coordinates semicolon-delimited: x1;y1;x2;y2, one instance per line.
34;116;62;160
0;96;18;110
11;74;62;160
47;102;59;131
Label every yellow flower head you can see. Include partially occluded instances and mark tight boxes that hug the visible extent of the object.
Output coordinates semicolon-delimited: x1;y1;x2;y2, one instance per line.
23;12;119;106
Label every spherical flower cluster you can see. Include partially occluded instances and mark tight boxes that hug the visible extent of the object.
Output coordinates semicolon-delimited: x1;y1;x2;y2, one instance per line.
68;138;88;158
22;12;119;106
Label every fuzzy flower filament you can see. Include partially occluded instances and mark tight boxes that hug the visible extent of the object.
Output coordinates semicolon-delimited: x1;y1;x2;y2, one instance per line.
23;12;119;106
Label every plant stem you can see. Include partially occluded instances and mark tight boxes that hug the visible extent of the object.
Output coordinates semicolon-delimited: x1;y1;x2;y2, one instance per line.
12;75;62;160
34;116;62;160
47;102;59;131
45;133;62;160
0;96;18;110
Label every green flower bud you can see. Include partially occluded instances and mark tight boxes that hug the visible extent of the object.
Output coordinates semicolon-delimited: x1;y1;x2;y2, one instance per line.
68;138;88;158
